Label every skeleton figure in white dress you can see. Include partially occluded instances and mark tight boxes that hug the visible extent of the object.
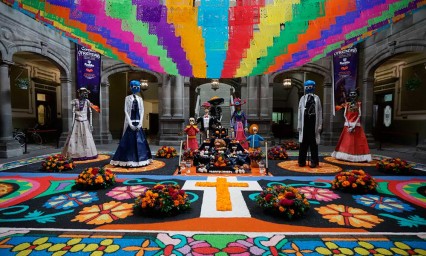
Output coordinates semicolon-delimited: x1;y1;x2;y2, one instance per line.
62;87;98;160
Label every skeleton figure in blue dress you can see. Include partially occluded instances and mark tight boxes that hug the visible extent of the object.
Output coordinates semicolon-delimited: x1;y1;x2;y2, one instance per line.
110;80;152;167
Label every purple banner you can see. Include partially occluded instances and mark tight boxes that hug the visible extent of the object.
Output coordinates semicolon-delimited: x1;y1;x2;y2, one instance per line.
76;44;101;111
333;46;358;114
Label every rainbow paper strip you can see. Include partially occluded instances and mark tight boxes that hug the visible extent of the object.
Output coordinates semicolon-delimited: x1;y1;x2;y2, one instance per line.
3;0;425;78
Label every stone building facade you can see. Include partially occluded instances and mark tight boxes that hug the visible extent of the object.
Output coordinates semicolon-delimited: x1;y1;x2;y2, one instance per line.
1;2;425;159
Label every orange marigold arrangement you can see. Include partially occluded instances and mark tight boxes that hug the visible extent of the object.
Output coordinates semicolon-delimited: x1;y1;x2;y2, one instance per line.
75;167;116;189
134;184;190;216
282;140;299;150
41;154;74;172
256;185;310;219
331;169;377;193
376;158;414;174
267;146;288;160
155;146;178;158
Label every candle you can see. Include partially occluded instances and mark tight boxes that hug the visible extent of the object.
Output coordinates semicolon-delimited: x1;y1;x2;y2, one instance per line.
265;142;268;168
179;140;183;164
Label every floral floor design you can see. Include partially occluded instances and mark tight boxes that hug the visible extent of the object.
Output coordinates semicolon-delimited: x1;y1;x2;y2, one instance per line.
0;151;425;255
1;229;425;256
0;172;425;255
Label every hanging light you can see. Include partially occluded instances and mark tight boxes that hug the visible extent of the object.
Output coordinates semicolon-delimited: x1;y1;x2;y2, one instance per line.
140;79;149;91
283;78;292;89
211;79;220;90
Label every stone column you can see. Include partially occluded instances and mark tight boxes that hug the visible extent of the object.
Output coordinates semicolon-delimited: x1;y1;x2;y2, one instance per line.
260;74;269;119
0;60;23;158
258;74;272;141
158;75;184;146
162;74;171;117
362;77;376;148
58;77;73;146
183;77;191;122
320;82;342;146
246;76;259;119
173;75;184;118
99;81;112;144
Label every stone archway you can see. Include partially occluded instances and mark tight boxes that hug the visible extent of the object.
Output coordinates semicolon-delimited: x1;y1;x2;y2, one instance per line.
102;62;163;140
269;63;332;142
0;42;72;156
363;40;426;157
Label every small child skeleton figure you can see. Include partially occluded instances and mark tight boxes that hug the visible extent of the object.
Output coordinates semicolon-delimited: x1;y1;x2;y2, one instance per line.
184;117;200;150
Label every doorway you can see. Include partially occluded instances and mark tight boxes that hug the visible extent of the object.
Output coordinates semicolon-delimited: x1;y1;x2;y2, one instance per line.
373;92;394;141
35;89;56;129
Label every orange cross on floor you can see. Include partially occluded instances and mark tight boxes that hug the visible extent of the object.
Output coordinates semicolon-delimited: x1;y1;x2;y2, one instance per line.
195;177;248;211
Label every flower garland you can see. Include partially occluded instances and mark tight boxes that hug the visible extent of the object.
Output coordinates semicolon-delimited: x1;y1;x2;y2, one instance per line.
376;158;414;174
256;185;310;219
41;154;74;172
267;146;288;160
75;167;116;189
155;146;178;158
331;169;377;193
282;141;299;150
134;184;190;215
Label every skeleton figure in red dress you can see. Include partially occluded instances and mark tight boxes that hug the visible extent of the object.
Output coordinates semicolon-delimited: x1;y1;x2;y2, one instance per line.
331;90;372;162
184;117;200;150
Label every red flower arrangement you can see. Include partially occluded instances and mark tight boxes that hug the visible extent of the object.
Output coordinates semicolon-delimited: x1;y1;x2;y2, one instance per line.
75;167;116;189
156;146;178;158
256;185;310;219
41;154;74;172
282;141;299;150
182;149;196;161
376;158;414;174
331;169;377;193
267;146;288;160
134;184;190;216
248;149;265;162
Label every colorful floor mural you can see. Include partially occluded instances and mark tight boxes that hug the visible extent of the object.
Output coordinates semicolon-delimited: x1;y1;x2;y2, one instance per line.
0;152;425;255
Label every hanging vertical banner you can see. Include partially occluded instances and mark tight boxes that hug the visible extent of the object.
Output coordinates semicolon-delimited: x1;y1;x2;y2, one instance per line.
332;46;358;115
76;44;101;112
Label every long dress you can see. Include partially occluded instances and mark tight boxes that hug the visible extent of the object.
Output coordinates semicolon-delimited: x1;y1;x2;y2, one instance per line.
110;95;152;167
62;99;98;161
331;102;372;162
230;110;248;149
184;125;199;150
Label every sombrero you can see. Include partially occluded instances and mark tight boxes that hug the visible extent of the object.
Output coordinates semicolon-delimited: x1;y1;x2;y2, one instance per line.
77;87;91;93
230;98;246;106
208;96;224;105
201;102;211;108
